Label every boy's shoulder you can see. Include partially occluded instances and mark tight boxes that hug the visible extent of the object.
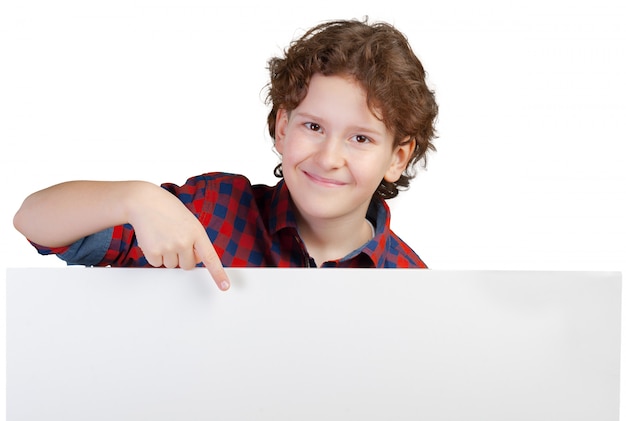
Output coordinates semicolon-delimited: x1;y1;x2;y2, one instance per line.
367;200;427;268
385;230;427;268
162;172;284;209
162;172;255;194
181;172;252;186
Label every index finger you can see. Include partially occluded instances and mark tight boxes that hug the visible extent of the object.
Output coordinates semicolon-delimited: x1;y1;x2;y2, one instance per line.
193;239;230;291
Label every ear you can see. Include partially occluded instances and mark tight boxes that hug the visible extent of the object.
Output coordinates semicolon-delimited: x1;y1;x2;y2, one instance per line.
384;137;416;183
274;108;289;155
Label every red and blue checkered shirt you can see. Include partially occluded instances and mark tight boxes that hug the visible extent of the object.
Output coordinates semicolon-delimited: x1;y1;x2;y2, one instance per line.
32;173;427;268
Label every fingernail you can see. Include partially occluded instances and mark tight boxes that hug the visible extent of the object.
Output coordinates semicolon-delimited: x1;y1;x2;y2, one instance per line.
221;280;230;291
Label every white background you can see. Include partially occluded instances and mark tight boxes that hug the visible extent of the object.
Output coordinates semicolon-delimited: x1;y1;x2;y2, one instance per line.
1;0;625;418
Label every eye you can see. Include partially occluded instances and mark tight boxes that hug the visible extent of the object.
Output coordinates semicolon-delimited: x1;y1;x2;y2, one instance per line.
304;122;322;132
352;134;372;144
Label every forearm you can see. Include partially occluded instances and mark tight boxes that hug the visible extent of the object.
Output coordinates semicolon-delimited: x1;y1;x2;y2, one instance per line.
13;180;157;247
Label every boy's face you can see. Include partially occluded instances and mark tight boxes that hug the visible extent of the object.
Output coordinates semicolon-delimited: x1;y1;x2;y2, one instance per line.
274;73;414;225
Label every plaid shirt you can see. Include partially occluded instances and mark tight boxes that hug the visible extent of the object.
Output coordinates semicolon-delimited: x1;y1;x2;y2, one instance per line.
32;173;427;268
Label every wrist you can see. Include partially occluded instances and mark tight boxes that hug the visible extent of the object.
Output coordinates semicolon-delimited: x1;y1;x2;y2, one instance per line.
122;180;159;225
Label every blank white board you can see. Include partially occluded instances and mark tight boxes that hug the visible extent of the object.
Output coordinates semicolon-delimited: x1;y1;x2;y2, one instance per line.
6;268;622;421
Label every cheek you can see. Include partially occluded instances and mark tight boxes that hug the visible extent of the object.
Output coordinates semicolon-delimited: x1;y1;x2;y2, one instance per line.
279;146;303;179
280;142;297;165
347;157;387;188
281;136;310;164
355;151;393;175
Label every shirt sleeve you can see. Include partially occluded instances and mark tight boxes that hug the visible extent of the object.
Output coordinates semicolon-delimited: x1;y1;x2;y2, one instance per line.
59;227;114;265
29;172;243;267
31;227;114;266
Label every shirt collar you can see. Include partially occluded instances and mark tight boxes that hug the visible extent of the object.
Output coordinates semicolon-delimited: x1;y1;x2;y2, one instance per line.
268;179;299;235
341;197;392;267
268;182;392;267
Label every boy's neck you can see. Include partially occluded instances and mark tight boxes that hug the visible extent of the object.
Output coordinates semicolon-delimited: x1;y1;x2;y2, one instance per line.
294;211;374;265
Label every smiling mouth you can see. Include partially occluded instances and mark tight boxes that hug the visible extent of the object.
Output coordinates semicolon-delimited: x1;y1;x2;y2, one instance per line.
304;171;347;187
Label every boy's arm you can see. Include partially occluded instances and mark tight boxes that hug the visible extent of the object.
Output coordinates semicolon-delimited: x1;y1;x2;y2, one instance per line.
13;180;230;290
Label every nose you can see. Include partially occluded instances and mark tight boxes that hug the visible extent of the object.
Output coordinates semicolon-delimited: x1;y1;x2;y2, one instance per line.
315;137;345;170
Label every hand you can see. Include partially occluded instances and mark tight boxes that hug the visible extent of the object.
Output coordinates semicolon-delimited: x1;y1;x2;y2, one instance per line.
128;183;230;291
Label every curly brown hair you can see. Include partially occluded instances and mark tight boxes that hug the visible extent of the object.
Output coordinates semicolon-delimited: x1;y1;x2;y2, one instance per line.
265;18;438;199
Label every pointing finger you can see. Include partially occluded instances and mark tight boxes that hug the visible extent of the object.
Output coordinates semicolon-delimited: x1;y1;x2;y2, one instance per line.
194;240;230;291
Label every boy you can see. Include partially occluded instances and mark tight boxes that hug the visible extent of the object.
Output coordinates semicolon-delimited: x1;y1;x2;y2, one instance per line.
13;18;438;291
